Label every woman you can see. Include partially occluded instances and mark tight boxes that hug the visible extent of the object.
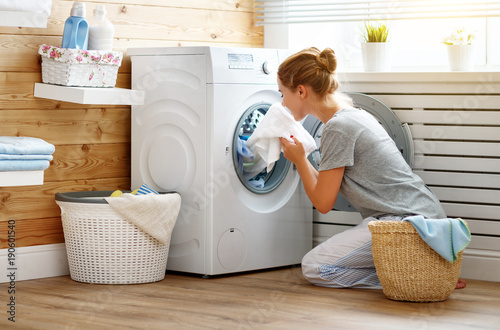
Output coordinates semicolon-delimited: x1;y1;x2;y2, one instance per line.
277;47;466;290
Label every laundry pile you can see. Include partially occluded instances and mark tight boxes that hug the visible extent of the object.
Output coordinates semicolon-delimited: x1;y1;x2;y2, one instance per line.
0;136;55;172
105;183;181;245
109;183;160;197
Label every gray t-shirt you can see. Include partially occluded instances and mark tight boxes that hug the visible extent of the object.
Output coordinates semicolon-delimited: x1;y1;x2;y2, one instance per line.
319;107;446;219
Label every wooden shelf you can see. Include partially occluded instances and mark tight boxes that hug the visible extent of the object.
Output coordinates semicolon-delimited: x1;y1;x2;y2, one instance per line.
0;171;44;187
34;83;145;105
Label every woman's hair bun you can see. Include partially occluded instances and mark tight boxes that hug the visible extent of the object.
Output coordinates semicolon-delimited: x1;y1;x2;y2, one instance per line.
278;47;341;97
317;48;337;73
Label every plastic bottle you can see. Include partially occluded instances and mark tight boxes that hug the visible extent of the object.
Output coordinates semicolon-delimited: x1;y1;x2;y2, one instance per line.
88;5;115;51
61;2;89;50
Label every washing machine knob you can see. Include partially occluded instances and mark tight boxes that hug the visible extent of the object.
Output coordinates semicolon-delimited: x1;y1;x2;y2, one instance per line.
262;61;275;75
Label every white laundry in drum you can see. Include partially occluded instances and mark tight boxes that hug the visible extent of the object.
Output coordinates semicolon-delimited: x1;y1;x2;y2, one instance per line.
245;103;317;177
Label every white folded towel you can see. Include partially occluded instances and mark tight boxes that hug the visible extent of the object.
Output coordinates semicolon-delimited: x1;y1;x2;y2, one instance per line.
0;0;52;16
245;103;317;175
105;193;181;245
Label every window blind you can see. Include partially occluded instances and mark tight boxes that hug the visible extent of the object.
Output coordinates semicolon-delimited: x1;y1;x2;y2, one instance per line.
255;0;500;25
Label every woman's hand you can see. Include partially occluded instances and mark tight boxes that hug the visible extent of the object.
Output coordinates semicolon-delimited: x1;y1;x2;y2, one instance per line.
279;136;306;164
279;135;344;214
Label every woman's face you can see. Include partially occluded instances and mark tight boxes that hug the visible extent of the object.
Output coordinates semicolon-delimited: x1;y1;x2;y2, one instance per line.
277;79;306;121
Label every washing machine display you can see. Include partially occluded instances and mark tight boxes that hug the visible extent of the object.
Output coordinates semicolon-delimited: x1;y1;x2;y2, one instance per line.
233;102;290;194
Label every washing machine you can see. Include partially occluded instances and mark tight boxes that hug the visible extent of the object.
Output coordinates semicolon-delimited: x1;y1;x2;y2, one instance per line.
127;46;312;276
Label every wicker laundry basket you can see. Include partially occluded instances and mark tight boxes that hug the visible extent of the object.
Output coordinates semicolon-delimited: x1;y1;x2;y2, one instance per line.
55;191;171;284
368;220;463;302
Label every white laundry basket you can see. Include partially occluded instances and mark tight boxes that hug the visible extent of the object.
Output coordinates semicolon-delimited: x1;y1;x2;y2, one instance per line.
55;191;171;284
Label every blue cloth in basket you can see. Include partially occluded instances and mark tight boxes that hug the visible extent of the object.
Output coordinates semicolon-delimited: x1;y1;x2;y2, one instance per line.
404;215;471;263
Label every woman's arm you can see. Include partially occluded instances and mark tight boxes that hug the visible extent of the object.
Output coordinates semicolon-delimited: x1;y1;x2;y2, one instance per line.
280;137;344;214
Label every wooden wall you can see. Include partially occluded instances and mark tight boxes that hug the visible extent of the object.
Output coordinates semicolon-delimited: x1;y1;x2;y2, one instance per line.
0;0;262;249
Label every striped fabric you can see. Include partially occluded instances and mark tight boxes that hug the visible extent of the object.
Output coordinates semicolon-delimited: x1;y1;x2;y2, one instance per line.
302;215;404;289
318;241;381;288
136;183;159;195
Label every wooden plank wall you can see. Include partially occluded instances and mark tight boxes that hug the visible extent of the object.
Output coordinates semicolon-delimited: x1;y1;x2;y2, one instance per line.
0;0;262;249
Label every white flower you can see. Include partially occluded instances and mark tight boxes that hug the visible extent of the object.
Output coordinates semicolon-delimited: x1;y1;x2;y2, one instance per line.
443;27;476;45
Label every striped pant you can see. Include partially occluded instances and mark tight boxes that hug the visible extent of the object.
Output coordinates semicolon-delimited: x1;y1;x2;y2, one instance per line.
302;215;404;289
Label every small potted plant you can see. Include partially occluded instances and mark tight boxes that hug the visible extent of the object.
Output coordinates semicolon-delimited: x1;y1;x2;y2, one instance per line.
442;27;476;71
361;21;391;72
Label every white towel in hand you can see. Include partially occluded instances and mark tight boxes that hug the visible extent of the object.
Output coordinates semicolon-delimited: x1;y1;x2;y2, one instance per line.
246;103;317;174
105;193;181;245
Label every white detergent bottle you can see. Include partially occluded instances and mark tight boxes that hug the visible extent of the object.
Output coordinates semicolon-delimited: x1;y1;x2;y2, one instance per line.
88;5;114;51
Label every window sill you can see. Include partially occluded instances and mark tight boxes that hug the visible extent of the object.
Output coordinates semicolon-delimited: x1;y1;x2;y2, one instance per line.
338;70;500;94
339;71;500;83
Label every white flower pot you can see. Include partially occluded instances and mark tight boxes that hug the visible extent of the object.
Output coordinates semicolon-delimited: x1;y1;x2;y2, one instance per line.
361;42;392;72
446;45;474;72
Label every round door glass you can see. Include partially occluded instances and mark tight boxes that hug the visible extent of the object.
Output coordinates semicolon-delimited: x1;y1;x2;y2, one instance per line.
232;103;290;194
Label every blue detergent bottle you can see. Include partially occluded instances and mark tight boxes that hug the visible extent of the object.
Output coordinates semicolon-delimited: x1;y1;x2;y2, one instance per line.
61;2;89;50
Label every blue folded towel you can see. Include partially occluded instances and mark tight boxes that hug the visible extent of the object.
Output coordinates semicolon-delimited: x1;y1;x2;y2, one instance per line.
0;136;55;155
0;160;51;171
404;215;471;263
0;154;53;161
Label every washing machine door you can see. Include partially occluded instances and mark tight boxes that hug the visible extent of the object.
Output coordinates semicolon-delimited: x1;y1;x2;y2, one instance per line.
232;102;291;194
302;92;414;212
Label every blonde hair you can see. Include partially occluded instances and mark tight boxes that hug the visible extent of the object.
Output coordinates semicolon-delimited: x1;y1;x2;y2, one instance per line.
278;47;340;98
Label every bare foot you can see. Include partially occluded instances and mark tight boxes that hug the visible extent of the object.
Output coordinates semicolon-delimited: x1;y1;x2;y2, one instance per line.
455;278;466;289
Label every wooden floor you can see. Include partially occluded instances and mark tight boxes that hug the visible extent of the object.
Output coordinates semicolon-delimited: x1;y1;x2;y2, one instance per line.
2;267;500;329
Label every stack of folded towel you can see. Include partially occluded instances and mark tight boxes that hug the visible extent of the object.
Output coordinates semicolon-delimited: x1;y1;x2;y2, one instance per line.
0;136;55;172
0;0;52;17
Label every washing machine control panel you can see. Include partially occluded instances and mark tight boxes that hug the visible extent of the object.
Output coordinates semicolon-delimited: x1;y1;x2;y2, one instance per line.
261;61;275;75
227;55;274;75
228;53;254;70
217;49;280;83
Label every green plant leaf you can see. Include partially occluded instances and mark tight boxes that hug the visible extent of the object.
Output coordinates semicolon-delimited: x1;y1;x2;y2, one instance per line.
362;21;390;43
